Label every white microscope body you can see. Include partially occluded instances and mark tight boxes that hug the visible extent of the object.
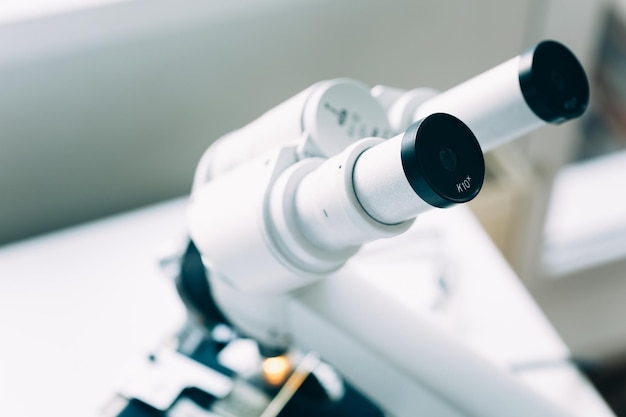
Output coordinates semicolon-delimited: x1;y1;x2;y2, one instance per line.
187;41;589;417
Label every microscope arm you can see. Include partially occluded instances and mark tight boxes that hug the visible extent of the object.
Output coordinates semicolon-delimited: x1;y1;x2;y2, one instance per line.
205;239;576;417
287;263;575;417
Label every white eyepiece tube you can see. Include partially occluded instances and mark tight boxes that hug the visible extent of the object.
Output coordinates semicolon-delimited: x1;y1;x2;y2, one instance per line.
414;40;589;151
353;113;485;225
292;113;484;251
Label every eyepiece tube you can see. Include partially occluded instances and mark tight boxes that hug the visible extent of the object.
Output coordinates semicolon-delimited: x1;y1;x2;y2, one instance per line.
292;114;483;253
413;40;589;151
353;113;485;225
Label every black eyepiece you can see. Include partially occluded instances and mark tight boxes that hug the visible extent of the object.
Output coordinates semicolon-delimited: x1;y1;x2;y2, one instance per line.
400;113;485;208
519;40;590;123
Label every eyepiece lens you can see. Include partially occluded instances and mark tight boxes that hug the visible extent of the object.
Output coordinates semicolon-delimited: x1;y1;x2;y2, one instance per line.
439;147;458;172
551;70;567;93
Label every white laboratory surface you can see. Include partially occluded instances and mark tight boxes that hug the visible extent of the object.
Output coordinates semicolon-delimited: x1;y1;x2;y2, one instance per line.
0;198;615;417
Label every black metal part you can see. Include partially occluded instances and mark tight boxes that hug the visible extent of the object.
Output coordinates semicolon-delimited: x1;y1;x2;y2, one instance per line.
519;40;590;123
401;113;485;208
175;240;229;328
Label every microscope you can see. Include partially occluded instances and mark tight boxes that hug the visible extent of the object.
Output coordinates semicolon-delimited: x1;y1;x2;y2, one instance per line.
107;40;590;417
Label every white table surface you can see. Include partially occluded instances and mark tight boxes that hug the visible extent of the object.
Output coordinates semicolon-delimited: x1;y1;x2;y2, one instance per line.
0;198;615;417
0;199;188;417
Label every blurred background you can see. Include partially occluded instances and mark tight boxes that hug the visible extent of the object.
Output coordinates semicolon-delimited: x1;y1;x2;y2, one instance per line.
0;0;625;414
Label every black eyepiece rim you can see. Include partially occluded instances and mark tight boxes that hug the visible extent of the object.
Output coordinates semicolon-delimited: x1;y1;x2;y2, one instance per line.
400;113;485;208
518;39;590;123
